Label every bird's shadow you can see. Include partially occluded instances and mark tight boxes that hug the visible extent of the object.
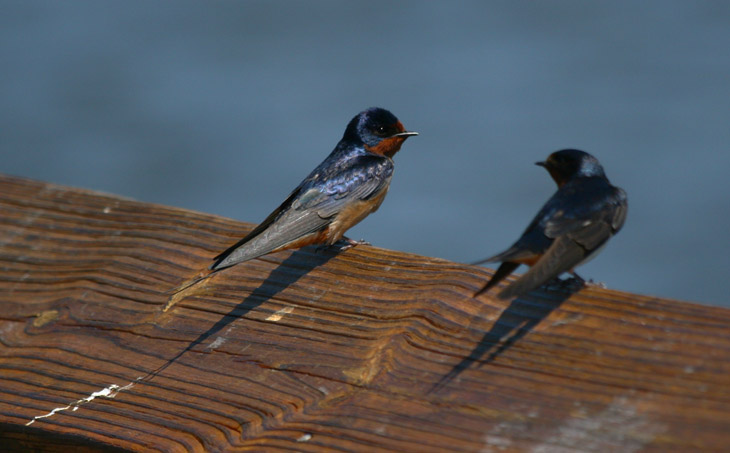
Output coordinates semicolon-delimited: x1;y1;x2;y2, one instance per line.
431;280;581;393
146;247;337;380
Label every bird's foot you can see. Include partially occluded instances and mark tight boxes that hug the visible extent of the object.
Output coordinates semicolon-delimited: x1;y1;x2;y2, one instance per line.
337;237;371;251
313;237;371;254
544;273;586;293
560;273;586;292
569;271;586;285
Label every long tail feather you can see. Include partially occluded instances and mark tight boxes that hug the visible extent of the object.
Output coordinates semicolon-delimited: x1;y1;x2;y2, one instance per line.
474;262;520;297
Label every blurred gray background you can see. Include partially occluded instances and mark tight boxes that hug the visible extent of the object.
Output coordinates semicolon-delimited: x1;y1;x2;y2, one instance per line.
2;1;728;307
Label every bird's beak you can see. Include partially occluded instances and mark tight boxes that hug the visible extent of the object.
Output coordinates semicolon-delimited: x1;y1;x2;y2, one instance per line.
393;131;419;138
535;161;546;167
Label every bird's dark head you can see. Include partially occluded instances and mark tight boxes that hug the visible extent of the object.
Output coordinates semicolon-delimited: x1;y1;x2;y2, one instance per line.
343;107;418;158
536;149;606;187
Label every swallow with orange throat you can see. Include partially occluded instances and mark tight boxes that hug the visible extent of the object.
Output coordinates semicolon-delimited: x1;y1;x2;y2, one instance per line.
474;149;627;300
165;107;417;309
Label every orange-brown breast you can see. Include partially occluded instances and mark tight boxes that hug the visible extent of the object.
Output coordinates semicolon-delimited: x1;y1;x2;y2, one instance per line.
324;187;390;245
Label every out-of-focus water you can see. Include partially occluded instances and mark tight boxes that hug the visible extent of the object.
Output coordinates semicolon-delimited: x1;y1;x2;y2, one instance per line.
2;1;728;306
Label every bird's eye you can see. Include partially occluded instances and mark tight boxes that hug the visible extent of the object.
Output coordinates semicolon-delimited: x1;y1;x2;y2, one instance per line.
375;125;388;136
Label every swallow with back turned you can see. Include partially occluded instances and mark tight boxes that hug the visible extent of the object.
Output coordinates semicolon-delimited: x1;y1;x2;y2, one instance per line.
474;149;627;300
165;107;417;310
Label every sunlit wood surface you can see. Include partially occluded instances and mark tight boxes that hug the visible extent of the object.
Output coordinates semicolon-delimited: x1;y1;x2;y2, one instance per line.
1;174;729;452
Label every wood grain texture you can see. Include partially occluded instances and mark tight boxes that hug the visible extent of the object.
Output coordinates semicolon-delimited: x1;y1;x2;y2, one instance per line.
1;174;729;452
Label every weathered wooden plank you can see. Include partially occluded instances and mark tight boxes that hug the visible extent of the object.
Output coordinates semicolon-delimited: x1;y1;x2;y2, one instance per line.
1;173;729;452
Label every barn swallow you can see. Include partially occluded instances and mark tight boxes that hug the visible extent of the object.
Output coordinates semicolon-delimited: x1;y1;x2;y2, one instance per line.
164;108;416;310
210;107;417;271
474;149;627;300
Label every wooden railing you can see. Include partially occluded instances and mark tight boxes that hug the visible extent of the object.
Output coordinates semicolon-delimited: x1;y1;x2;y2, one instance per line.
1;174;729;452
